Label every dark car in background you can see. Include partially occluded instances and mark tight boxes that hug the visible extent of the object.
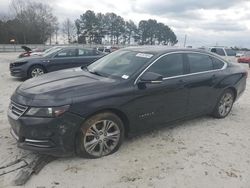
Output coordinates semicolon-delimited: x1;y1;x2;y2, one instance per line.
10;47;105;78
8;47;247;158
97;46;119;53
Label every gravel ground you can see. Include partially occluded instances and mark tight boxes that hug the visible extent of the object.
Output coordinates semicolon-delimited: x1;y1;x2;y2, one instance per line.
0;52;250;188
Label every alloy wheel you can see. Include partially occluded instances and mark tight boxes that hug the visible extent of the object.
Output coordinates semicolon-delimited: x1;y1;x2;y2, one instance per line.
83;120;121;157
31;68;44;77
218;92;234;117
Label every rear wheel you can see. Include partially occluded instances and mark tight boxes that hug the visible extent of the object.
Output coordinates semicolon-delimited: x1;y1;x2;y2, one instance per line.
76;112;124;158
28;65;46;78
212;89;235;118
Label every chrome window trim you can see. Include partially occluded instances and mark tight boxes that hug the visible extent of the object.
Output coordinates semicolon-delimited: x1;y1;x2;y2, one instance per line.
134;51;227;85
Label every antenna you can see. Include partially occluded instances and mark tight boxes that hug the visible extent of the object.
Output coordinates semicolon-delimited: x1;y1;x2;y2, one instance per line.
184;34;187;47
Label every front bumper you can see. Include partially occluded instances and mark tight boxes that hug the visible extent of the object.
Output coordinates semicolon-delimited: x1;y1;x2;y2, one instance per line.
9;66;27;78
8;111;84;157
9;63;27;78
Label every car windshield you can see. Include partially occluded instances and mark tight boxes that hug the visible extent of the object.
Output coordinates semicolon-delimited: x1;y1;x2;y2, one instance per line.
225;49;236;56
43;47;62;57
43;47;59;54
86;50;155;79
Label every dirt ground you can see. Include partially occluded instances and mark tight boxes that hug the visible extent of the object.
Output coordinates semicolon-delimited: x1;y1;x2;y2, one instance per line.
0;52;250;188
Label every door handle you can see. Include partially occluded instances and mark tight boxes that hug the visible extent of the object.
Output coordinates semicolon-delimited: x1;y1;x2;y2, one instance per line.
176;79;186;89
178;79;186;84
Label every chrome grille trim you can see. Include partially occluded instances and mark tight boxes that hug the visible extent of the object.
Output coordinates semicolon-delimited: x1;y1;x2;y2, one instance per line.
9;101;28;119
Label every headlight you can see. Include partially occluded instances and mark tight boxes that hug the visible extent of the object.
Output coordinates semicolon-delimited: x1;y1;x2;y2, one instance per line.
14;61;28;66
25;105;70;117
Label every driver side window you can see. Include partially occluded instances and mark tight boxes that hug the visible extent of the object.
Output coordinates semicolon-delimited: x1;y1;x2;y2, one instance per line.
55;49;77;58
147;53;184;78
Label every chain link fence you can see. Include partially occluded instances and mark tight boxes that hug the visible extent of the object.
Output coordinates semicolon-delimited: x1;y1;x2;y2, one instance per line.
0;44;126;52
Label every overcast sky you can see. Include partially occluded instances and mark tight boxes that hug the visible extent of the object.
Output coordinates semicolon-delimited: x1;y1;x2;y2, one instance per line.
1;0;250;47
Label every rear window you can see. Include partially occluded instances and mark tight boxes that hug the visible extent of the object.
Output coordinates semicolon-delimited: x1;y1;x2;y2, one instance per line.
78;49;94;56
187;53;213;73
210;56;225;69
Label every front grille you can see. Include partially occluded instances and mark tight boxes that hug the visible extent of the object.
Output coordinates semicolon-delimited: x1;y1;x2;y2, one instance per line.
10;61;27;68
9;101;28;119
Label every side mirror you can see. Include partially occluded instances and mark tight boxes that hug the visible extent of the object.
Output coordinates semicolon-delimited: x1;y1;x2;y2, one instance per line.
139;72;163;84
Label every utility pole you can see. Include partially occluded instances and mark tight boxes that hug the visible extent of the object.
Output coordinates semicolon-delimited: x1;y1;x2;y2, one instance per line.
184;34;187;47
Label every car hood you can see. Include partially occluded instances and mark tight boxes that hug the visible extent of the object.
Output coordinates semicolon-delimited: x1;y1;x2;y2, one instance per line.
21;45;32;52
13;68;120;106
14;56;46;63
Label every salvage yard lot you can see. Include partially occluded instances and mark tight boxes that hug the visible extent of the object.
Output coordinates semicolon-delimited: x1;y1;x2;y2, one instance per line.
0;52;250;188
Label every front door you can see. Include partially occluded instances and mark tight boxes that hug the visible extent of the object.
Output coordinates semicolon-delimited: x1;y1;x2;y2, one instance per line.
47;48;78;72
128;53;189;131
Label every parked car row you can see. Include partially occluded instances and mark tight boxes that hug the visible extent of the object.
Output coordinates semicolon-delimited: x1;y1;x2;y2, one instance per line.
238;51;250;67
204;47;250;68
207;47;237;63
8;46;247;158
11;46;105;78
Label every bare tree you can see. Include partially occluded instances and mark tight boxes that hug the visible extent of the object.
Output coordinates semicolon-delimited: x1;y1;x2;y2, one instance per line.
10;0;58;44
62;18;76;44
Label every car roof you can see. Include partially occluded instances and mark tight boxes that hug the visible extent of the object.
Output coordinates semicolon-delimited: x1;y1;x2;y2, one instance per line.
57;46;95;50
122;46;211;56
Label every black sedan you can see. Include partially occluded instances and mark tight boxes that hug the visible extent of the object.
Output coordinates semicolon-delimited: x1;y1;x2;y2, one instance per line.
10;47;105;78
8;47;247;158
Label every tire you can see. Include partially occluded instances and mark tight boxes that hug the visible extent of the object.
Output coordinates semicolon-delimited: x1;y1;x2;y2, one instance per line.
76;112;124;158
28;65;46;78
212;89;235;118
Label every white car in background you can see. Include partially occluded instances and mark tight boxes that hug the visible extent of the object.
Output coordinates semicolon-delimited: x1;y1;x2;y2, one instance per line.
208;47;237;63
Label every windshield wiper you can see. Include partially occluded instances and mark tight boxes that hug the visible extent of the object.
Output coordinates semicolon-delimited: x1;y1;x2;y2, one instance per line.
83;67;106;77
89;70;103;76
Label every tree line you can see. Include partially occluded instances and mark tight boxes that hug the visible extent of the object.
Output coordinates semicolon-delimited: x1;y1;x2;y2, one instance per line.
0;0;58;44
0;0;178;45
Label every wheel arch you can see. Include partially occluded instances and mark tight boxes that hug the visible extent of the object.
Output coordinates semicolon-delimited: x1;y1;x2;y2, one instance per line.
83;108;130;137
27;64;47;77
225;86;237;101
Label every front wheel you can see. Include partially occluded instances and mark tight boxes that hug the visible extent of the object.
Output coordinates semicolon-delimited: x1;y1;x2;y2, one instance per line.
76;112;124;158
28;65;46;78
212;89;235;118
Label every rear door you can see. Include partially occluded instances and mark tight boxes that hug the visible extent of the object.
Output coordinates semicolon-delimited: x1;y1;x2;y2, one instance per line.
184;52;220;115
